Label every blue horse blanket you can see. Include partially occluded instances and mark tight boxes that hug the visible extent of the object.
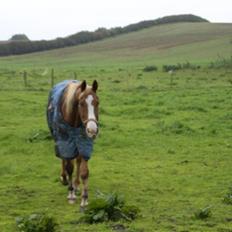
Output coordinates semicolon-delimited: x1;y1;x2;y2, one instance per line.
47;80;93;160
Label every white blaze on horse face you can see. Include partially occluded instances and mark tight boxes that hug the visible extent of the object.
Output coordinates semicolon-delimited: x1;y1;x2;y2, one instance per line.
86;95;98;137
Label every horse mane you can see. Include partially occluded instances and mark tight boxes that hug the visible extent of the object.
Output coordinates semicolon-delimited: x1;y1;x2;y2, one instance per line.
63;82;80;116
62;81;94;127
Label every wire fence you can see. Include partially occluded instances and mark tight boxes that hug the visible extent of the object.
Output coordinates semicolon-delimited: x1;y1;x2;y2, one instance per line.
0;68;79;91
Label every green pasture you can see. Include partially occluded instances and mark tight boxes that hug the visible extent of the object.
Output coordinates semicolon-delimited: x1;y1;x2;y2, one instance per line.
0;22;232;231
0;67;232;232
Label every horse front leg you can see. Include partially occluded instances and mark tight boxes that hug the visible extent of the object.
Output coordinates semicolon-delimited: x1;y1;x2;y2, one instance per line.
65;159;76;204
80;157;89;209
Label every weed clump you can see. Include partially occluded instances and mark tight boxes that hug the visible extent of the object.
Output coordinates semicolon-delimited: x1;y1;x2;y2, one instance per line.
112;80;121;83
209;56;232;69
79;192;140;224
163;62;200;72
194;206;212;220
169;121;194;134
223;186;232;205
158;121;194;135
143;65;158;72
28;129;52;142
16;212;58;232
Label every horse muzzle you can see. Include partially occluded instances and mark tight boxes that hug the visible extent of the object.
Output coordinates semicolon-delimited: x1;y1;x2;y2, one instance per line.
85;119;99;139
86;127;98;139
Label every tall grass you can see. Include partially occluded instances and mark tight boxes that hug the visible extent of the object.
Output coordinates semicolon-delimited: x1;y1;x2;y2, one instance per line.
209;56;232;69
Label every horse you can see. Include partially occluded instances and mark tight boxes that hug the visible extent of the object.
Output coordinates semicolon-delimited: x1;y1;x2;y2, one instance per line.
47;80;99;208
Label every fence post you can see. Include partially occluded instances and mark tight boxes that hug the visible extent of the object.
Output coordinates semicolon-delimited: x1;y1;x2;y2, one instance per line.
127;72;131;89
51;68;54;87
74;72;77;80
23;70;27;87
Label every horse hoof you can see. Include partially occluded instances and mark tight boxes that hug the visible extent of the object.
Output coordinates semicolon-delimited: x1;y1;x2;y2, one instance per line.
60;176;68;185
80;199;88;208
67;196;76;204
67;191;77;204
68;199;76;204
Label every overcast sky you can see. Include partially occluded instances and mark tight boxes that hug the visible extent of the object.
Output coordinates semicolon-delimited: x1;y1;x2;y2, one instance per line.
0;0;231;40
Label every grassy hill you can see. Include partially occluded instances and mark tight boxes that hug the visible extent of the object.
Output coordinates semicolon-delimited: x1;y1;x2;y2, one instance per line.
0;14;208;56
0;22;232;70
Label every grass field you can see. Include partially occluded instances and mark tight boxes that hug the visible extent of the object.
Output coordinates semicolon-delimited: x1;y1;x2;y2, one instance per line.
0;22;232;232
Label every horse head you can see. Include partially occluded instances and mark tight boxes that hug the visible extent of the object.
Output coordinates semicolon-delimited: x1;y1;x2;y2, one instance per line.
78;80;99;139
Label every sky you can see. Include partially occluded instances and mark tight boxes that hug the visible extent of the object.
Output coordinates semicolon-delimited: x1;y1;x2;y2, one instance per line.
0;0;231;41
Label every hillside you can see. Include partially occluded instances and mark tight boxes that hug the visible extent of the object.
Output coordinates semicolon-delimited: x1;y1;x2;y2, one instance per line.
0;14;208;56
0;22;232;69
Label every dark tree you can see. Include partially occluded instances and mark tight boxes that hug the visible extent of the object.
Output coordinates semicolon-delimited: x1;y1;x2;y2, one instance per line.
0;14;209;56
9;34;30;41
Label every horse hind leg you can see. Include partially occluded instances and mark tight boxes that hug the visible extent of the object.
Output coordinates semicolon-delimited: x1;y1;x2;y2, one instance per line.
60;160;68;185
80;157;89;209
73;156;81;193
65;160;77;204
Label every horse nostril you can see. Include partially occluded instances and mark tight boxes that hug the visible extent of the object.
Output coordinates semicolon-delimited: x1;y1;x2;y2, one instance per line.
87;128;93;135
86;128;98;139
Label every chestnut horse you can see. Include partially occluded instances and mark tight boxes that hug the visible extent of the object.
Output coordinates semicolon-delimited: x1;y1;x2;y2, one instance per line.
47;80;99;208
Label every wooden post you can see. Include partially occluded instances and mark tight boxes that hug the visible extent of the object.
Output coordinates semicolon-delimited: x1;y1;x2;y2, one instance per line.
51;68;54;87
74;72;77;80
127;72;131;89
23;70;27;87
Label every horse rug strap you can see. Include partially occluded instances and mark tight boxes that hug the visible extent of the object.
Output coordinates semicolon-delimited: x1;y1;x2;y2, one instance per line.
47;80;93;160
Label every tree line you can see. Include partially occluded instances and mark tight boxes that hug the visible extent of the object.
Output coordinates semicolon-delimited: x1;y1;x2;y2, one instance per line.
0;14;208;56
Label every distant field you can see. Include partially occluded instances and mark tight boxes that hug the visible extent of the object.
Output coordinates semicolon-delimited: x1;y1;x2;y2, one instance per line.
0;22;232;232
0;22;232;69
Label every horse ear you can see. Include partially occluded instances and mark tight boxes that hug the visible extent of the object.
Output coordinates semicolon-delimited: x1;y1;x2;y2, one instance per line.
92;80;98;92
81;80;86;92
